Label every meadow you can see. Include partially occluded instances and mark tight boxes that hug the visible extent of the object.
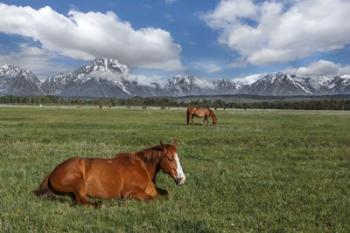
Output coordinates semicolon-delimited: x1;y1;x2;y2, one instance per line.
0;106;349;233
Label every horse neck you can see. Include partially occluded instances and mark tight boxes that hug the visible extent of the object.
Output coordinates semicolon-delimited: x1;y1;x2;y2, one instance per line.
135;149;162;182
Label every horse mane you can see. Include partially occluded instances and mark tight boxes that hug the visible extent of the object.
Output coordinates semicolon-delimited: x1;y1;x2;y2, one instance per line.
134;145;163;163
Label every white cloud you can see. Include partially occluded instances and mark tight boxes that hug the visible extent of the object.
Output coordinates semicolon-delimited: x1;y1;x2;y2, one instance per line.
230;59;247;68
0;3;182;71
339;66;350;75
129;74;168;87
203;0;350;65
0;44;74;78
204;0;257;29
191;61;223;73
284;60;350;76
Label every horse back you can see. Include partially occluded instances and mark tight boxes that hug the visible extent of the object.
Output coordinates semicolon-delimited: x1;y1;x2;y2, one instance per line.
194;107;208;117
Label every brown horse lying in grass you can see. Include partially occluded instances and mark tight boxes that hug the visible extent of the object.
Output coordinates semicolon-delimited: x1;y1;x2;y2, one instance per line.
34;141;186;206
186;106;217;125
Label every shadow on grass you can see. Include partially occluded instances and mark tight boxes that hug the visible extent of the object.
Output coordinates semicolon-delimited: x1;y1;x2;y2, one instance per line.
33;192;74;205
33;191;171;209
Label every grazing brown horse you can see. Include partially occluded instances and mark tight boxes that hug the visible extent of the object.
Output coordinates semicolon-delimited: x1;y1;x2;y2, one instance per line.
186;107;217;125
34;142;186;206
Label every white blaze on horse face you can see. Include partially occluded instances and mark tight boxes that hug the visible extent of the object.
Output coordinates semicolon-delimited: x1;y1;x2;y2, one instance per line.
174;153;186;185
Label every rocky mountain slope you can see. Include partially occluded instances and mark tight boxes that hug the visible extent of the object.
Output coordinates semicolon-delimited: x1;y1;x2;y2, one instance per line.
1;59;350;98
0;65;44;96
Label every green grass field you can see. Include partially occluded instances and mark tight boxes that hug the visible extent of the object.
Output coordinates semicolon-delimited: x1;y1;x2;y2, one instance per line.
0;106;349;233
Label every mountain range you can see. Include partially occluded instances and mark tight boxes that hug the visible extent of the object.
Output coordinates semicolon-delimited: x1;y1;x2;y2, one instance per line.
1;58;350;98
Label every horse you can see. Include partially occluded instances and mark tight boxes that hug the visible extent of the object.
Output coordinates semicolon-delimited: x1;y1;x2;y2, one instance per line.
34;141;186;206
186;107;217;125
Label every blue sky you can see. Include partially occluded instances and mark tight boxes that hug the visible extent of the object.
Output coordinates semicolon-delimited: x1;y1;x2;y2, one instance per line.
0;0;350;79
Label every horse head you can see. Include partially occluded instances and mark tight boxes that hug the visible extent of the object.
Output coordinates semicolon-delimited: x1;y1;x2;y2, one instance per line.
209;109;217;125
159;141;186;185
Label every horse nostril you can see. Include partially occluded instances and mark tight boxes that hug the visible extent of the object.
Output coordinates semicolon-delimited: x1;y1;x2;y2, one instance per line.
176;176;186;185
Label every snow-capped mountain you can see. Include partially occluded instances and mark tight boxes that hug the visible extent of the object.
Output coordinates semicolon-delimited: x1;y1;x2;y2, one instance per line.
41;72;74;95
212;79;241;95
239;73;313;96
328;75;350;94
42;58;132;98
237;73;350;96
2;59;350;98
42;58;172;98
166;76;215;96
0;65;44;96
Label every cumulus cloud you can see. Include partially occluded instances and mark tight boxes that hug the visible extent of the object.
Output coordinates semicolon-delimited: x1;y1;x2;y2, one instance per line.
203;0;350;65
0;3;182;71
190;61;223;73
204;0;257;29
284;60;350;76
0;44;74;78
129;74;168;87
230;59;247;68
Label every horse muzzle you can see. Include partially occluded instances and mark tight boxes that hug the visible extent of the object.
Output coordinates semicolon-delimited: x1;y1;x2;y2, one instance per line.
175;175;186;185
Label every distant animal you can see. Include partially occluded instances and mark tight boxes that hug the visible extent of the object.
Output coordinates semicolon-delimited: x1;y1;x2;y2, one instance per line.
186;106;217;125
34;141;186;206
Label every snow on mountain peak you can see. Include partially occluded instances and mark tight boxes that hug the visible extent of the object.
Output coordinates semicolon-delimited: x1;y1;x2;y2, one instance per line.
4;58;350;98
86;58;129;74
170;75;214;89
0;64;43;95
0;64;34;79
340;74;350;79
233;73;265;85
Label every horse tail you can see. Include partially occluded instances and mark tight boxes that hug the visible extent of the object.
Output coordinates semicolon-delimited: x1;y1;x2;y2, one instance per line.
186;107;191;124
33;174;53;197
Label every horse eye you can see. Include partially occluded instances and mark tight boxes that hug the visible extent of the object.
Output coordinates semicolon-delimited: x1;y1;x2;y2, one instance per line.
167;156;174;161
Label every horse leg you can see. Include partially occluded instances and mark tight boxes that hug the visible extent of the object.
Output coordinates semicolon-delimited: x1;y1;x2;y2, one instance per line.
149;180;168;196
72;184;89;206
72;183;99;207
130;182;164;201
128;189;155;201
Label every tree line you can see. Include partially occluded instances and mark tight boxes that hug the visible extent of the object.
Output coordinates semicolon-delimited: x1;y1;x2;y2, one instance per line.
0;95;349;110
